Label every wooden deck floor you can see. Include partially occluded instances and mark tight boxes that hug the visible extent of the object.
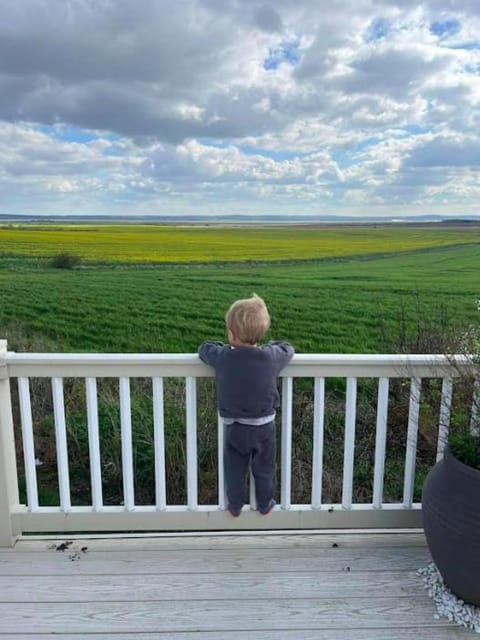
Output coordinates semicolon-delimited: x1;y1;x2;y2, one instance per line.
0;531;471;639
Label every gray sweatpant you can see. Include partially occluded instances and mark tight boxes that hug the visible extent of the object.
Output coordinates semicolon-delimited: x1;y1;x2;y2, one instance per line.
224;421;275;512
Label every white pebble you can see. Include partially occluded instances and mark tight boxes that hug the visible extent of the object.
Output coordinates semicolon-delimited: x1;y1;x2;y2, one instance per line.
417;563;480;633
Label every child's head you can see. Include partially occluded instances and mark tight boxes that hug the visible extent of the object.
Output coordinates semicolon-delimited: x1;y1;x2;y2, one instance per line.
225;293;271;345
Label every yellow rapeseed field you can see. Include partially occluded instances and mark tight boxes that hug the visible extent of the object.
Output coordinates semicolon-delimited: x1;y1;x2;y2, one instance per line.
1;223;479;263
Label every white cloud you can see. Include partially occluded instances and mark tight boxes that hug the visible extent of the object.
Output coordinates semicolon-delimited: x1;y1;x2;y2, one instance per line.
0;0;479;215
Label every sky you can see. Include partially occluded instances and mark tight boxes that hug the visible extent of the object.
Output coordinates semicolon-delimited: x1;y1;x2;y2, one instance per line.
0;0;479;218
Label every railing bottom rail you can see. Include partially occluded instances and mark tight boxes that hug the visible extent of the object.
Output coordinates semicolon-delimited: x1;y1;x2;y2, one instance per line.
12;504;422;533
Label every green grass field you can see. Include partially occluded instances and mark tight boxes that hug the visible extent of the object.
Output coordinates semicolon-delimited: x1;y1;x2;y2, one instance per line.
1;224;478;353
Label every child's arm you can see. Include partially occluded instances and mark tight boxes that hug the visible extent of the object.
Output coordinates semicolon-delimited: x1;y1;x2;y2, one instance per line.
198;341;224;367
265;341;295;372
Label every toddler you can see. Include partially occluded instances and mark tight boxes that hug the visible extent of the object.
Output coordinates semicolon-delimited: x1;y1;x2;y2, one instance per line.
198;294;294;516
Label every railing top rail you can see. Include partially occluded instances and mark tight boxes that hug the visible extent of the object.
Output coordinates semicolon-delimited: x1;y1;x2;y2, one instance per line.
1;349;475;378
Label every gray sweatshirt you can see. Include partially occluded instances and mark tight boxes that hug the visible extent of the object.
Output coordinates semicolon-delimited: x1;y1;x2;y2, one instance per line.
198;340;294;420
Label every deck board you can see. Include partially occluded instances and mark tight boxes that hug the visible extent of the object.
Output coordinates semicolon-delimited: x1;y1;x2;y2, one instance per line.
0;598;465;633
0;532;471;638
0;571;423;601
6;633;473;640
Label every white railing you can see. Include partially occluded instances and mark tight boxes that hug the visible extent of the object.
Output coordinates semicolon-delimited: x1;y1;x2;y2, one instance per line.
0;339;477;545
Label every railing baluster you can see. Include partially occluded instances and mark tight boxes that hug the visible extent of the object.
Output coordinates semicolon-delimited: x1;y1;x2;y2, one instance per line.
403;377;421;508
153;377;167;510
217;413;226;510
86;377;103;511
52;378;71;512
437;377;453;461
342;377;357;510
311;377;325;509
119;377;135;511
373;377;389;508
281;377;293;510
471;376;480;436
17;378;39;512
185;377;198;510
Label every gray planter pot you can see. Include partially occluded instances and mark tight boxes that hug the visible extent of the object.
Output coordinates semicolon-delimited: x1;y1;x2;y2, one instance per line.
422;446;480;607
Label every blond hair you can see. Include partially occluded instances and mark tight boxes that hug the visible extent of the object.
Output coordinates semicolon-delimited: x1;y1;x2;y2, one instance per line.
225;293;271;344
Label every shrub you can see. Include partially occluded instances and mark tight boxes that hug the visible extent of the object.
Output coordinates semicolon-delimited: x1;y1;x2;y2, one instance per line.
49;253;82;269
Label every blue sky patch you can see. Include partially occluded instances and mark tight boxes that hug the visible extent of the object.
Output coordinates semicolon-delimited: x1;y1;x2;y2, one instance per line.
36;124;98;143
365;18;390;42
263;41;300;70
36;124;122;145
453;42;480;50
237;145;299;161
430;19;461;38
332;127;430;168
465;62;480;74
397;124;431;137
